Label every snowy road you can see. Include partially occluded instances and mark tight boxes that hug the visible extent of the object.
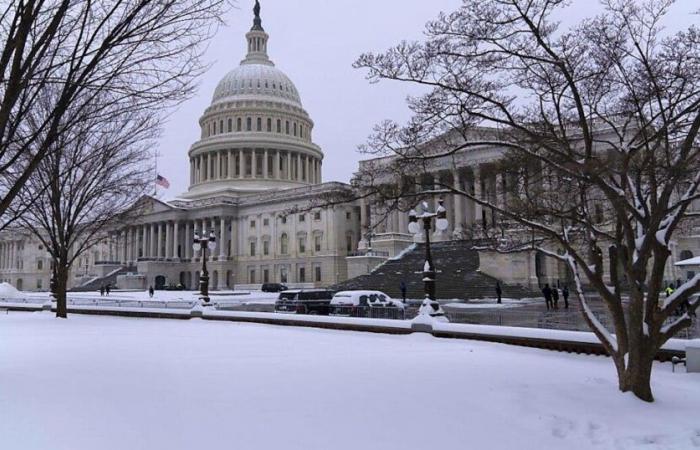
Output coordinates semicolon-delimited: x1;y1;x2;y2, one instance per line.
1;313;699;450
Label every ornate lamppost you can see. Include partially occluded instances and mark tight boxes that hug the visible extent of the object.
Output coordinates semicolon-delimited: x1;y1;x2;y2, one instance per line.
193;229;216;305
408;199;448;318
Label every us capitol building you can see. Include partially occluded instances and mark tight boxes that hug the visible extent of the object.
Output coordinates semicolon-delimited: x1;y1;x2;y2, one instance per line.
0;3;697;293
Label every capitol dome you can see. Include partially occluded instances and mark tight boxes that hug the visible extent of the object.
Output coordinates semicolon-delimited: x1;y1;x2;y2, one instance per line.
212;64;302;107
182;1;323;200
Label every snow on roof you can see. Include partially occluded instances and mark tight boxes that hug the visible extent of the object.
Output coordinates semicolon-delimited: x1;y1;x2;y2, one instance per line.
674;256;700;266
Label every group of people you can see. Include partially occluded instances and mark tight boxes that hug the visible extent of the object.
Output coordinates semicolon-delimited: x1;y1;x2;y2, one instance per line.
99;284;111;296
541;284;569;310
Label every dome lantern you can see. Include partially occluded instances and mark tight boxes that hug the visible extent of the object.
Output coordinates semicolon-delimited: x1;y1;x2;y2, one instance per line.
242;0;272;67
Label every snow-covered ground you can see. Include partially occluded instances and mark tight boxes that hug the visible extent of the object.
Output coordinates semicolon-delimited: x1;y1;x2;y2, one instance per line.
444;297;540;309
1;313;698;450
14;289;280;305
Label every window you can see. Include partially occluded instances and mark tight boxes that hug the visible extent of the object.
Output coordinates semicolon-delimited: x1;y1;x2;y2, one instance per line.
280;267;288;283
346;211;352;220
299;214;305;223
293;123;297;136
263;269;270;283
219;120;224;133
246;117;252;131
263;218;269;226
250;220;256;228
257;117;262;131
314;211;321;221
37;279;43;290
280;216;287;225
277;119;281;133
267;118;272;132
285;121;290;134
314;235;322;252
315;266;322;282
280;234;289;254
249;269;256;284
237;118;242;131
37;260;43;270
228;118;232;132
263;240;270;256
298;237;306;254
346;235;353;252
300;126;304;139
250;241;256;257
299;267;306;283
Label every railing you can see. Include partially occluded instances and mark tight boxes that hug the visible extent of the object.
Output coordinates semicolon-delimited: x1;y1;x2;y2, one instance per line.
330;305;406;320
347;250;390;258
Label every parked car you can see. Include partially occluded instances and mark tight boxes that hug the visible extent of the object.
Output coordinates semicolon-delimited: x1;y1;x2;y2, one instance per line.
329;290;404;317
274;289;334;315
261;283;288;293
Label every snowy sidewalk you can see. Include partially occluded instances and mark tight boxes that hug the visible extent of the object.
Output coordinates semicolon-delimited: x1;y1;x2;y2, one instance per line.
0;313;699;450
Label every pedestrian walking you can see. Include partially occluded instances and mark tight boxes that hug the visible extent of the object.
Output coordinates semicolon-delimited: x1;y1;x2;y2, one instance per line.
148;286;154;298
100;285;105;296
542;284;552;310
105;284;111;296
495;281;502;304
400;280;407;303
665;284;674;297
562;286;570;309
552;286;559;309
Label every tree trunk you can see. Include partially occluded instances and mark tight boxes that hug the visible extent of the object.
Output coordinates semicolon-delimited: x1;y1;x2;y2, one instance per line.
617;350;655;402
55;263;69;319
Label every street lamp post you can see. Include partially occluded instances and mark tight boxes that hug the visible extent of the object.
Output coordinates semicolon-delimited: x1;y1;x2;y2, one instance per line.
408;199;449;318
193;229;216;305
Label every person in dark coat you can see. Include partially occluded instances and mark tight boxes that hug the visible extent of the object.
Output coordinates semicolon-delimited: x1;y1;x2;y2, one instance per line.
148;286;155;298
105;284;111;296
495;282;502;304
552;286;559;309
399;280;407;302
542;284;552;310
562;286;570;309
100;285;105;296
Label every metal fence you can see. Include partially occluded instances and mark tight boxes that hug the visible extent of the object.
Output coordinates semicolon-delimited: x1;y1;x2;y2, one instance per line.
329;305;406;320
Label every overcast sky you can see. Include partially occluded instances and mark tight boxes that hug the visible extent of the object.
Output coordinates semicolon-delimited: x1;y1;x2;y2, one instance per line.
156;0;698;198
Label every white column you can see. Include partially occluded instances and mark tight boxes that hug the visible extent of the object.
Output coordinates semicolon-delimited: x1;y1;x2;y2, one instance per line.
287;152;292;180
473;167;483;227
453;169;464;237
307;156;312;183
173;222;179;260
229;218;236;258
251;149;257;178
263;149;269;179
295;154;300;181
165;222;172;259
219;217;226;259
273;150;280;179
359;197;368;249
218;151;223;179
185;221;191;259
228;150;234;179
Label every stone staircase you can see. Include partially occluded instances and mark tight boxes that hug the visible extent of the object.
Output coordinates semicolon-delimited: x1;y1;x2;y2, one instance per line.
334;240;537;300
71;266;133;292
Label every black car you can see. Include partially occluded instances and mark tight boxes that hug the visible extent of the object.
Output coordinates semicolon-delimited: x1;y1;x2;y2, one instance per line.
274;289;334;315
261;283;288;293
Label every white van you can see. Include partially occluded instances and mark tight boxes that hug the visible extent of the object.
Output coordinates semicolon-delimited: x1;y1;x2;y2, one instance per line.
329;290;404;317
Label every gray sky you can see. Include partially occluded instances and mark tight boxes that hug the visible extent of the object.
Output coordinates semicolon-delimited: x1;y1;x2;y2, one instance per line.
157;0;698;198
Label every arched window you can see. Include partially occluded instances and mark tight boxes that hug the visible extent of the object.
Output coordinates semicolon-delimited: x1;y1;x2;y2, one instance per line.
246;117;252;131
37;260;43;270
257;117;262;131
277;119;281;133
280;233;288;255
285;121;290;134
228;118;232;132
237;118;242;131
299;125;303;139
219;120;224;133
293;123;297;136
267;118;272;132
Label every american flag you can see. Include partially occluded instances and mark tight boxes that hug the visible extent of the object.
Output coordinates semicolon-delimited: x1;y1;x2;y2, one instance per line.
156;174;170;189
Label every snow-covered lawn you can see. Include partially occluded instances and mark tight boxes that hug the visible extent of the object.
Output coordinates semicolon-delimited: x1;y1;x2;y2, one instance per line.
1;313;699;450
444;297;540;309
13;288;280;305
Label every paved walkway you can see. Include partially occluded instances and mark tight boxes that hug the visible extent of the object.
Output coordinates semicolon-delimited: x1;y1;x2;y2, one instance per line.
442;299;700;339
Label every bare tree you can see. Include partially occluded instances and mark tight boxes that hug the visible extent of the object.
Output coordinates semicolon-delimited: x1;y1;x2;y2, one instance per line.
0;0;231;227
13;94;155;319
350;0;700;402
